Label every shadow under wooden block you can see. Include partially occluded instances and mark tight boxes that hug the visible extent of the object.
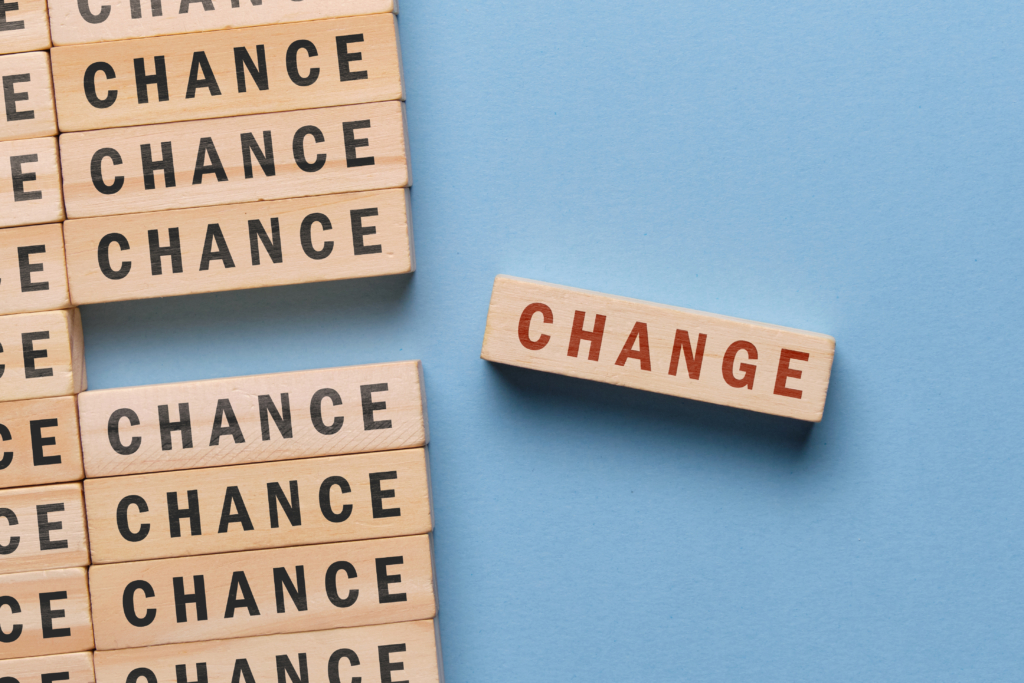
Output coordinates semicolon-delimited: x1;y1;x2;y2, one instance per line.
0;309;86;403
1;137;64;229
0;0;51;55
88;534;436;650
0;482;88;575
481;275;836;422
0;567;94;660
1;651;94;683
0;52;57;142
0;223;70;316
78;361;427;478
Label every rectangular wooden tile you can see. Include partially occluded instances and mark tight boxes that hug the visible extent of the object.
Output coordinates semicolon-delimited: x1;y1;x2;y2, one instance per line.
0;482;88;575
0;223;70;316
1;137;64;228
0;309;86;404
48;0;395;47
1;52;57;142
2;651;95;683
60;101;408;219
94;620;439;683
78;361;427;478
85;447;432;564
64;189;413;305
88;534;435;650
0;396;82;489
0;567;94;660
52;15;403;133
0;0;51;55
482;275;836;421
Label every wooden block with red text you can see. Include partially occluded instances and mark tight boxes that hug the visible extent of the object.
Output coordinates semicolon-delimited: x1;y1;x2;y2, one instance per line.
0;223;70;316
1;137;64;228
52;14;404;132
94;620;441;683
0;0;51;55
77;361;427;478
88;534;436;650
2;651;95;683
0;310;86;404
481;276;835;421
59;101;409;219
48;0;395;47
64;189;413;305
0;52;57;142
0;396;83;489
0;567;94;660
84;447;432;564
0;483;88;575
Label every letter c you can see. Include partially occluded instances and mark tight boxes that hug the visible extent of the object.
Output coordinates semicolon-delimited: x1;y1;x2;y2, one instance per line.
0;422;11;470
518;303;553;351
0;596;23;643
108;408;142;455
77;0;111;23
122;580;156;627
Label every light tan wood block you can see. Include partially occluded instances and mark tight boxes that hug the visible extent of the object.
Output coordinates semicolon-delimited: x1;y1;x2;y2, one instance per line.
60;101;407;219
64;189;413;305
0;396;83;490
0;223;70;316
94;620;439;683
88;534;435;650
84;447;432;564
0;483;88;575
1;651;95;683
52;15;403;133
78;361;427;478
1;137;64;229
482;276;836;422
0;0;51;55
48;0;395;47
0;567;94;660
0;52;57;142
0;310;86;404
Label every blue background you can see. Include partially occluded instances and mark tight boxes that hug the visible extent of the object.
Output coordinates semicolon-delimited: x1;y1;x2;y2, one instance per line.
81;2;1024;680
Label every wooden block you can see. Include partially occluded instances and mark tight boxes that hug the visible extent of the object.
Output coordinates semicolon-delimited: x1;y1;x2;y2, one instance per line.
0;483;88;575
481;276;836;422
1;651;95;683
48;0;395;47
0;396;83;489
1;137;64;229
64;189;413;305
60;101;408;219
0;52;57;142
0;310;86;404
84;447;432;564
0;567;94;660
94;620;439;683
88;534;436;650
0;0;51;55
0;223;71;316
52;15;403;133
78;361;427;478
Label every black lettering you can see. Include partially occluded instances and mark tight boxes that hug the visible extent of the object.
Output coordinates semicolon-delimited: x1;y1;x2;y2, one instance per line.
98;233;132;279
234;46;268;93
17;244;47;292
149;227;183;275
218;486;253;533
126;671;157;683
3;74;32;122
91;147;124;195
30;417;60;466
310;388;343;435
129;0;162;18
369;471;400;518
175;663;207;683
0;508;19;555
39;591;70;638
378;644;407;683
192;137;227;185
276;654;307;683
360;383;392;431
123;580;156;627
343;120;374;168
375;557;406;603
77;0;110;24
179;0;214;14
117;495;150;543
209;398;244;445
327;649;359;683
36;503;68;551
185;51;221;99
299;212;333;260
324;561;357;608
273;566;306;613
0;595;21;643
158;402;192;450
223;571;259;618
199;224;236;271
83;62;117;108
22;331;53;378
292;125;325;173
335;35;368;82
350;207;382;255
0;0;24;31
285;40;319;87
108;408;142;455
318;476;352;523
0;423;9;470
258;393;291;440
10;154;42;202
267;481;300;529
41;673;70;683
167;489;201;538
230;661;255;683
248;217;282;265
141;141;176;189
134;56;169;104
241;131;275;179
172;575;208;622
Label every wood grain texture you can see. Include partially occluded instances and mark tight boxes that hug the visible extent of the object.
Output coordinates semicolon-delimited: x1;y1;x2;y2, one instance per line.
0;223;70;316
0;0;51;55
48;0;395;47
78;361;427;478
0;52;57;142
1;651;95;683
0;567;94;660
1;137;64;228
0;483;89;575
481;276;836;422
52;14;403;132
0;309;86;404
0;396;83;489
64;189;414;305
88;534;436;650
60;101;408;219
84;447;433;564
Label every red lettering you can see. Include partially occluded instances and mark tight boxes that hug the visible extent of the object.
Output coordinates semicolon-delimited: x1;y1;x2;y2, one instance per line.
722;340;757;389
614;322;651;371
518;303;554;351
668;330;706;379
567;311;606;361
773;349;809;399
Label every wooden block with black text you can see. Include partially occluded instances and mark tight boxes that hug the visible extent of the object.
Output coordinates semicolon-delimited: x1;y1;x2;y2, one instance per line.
0;483;88;575
52;14;404;132
1;651;95;683
60;101;409;219
94;620;440;683
64;189;414;305
88;534;436;650
1;137;64;228
0;567;94;660
0;0;51;55
0;223;70;316
0;309;86;404
48;0;396;47
0;396;83;489
1;52;57;142
78;361;426;478
482;276;836;421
